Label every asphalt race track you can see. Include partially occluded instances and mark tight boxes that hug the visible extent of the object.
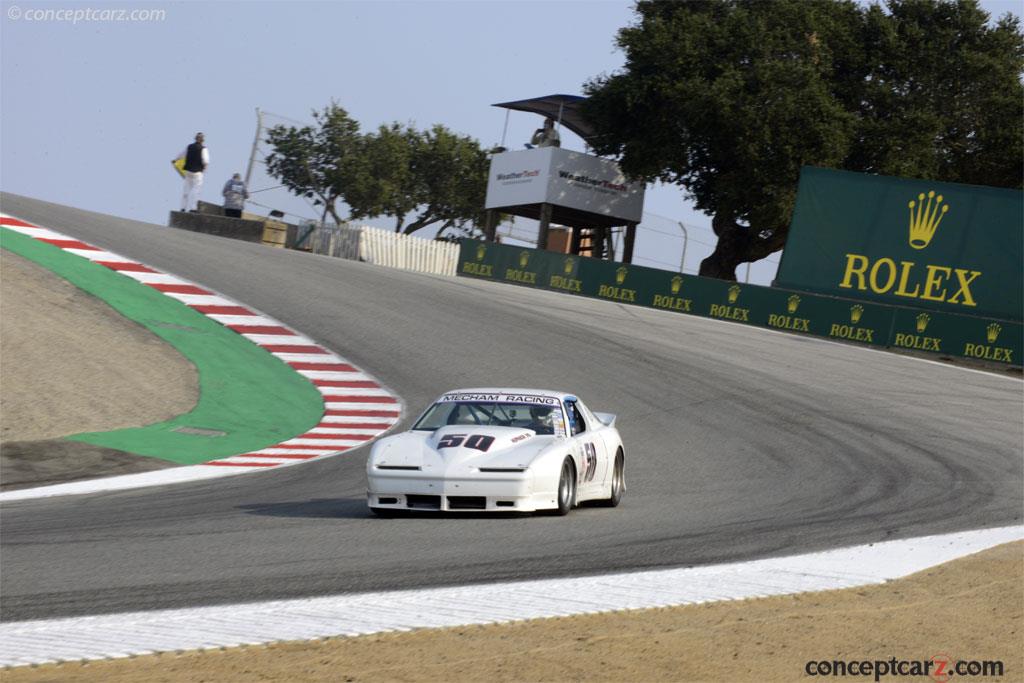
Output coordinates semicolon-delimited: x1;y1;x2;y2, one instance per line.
2;192;1021;622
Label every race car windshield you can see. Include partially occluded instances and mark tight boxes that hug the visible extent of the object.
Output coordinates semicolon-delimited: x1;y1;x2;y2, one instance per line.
413;402;561;436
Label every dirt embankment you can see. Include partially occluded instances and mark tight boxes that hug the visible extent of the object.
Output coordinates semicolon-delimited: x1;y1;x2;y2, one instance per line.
0;250;198;489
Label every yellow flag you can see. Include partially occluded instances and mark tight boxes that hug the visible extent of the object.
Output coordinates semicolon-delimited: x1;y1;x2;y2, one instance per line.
172;157;186;178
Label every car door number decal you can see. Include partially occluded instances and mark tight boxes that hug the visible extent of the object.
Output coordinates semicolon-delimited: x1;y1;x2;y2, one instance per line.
437;434;495;452
582;442;598;482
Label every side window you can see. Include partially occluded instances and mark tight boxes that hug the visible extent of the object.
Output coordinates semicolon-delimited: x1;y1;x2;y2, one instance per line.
564;400;586;436
577;401;599;428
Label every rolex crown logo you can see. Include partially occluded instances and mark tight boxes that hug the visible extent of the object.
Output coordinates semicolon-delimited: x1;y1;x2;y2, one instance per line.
476;244;486;261
727;285;741;304
670;275;683;295
519;251;530;268
615;266;628;285
987;322;1002;344
908;190;949;250
564;257;575;275
787;295;801;314
850;304;864;324
916;312;931;333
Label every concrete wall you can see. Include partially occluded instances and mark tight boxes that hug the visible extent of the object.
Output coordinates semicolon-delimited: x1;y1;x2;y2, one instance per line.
168;204;299;248
168;211;266;244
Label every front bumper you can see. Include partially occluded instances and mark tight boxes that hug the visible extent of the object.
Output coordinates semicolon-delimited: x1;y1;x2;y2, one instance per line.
367;469;557;512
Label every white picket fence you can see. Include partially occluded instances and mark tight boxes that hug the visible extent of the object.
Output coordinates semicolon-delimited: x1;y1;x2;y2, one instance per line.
302;224;459;277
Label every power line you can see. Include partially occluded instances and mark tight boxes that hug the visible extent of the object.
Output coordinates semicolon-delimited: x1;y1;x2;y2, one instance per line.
260;110;314;128
633;255;688;271
249;184;286;194
636;223;718;248
245;198;316;222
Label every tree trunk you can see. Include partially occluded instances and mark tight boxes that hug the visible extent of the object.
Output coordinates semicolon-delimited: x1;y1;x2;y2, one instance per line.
324;202;344;227
698;248;741;280
698;214;788;280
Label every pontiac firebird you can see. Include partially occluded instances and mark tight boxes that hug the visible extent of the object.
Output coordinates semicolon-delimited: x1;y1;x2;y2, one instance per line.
366;388;625;515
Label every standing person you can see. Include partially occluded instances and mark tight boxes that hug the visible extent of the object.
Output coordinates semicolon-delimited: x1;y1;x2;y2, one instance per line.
173;132;209;212
221;173;248;218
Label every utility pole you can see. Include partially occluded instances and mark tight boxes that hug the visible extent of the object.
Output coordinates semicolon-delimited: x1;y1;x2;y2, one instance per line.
244;108;263;190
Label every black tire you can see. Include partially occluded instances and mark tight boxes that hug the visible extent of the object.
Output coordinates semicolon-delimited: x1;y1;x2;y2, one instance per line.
553;457;577;516
598;450;625;507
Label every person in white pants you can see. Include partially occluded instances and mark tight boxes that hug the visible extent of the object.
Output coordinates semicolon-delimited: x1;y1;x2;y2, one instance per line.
174;132;210;211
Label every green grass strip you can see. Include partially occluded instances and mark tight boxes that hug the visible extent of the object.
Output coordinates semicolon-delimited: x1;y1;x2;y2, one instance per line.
1;227;323;465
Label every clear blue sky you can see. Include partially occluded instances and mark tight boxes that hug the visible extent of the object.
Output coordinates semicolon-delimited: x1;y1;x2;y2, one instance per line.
2;1;1019;286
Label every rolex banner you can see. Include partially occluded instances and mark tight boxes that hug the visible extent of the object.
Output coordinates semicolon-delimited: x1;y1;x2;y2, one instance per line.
776;167;1023;322
458;239;1021;365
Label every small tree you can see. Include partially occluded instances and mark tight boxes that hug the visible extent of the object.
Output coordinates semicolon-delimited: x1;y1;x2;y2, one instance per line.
403;124;492;237
345;123;421;232
344;123;492;236
266;105;493;236
264;102;361;225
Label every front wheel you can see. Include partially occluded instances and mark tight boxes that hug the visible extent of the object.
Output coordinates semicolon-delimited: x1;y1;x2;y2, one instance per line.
553;457;577;516
598;450;625;507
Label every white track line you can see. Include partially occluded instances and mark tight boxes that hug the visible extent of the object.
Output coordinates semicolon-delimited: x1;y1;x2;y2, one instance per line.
0;214;403;501
1;525;1019;667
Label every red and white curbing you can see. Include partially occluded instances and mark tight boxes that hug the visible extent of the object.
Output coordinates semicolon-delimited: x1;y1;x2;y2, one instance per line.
0;214;402;493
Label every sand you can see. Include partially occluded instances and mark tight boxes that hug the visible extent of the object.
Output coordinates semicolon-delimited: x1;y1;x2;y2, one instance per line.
0;250;197;487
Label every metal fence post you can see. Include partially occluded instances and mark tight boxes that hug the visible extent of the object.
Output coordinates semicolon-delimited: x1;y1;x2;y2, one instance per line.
677;222;689;274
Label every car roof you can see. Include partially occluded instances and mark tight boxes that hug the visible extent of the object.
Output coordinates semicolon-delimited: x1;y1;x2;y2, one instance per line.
438;388;576;402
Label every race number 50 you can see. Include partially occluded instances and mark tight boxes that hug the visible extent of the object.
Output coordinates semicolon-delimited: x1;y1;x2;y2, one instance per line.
437;434;496;452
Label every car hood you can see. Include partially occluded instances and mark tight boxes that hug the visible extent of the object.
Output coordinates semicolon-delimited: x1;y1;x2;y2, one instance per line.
371;425;557;469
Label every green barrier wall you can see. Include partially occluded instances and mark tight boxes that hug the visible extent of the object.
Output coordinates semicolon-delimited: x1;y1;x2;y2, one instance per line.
776;167;1023;321
457;239;1022;366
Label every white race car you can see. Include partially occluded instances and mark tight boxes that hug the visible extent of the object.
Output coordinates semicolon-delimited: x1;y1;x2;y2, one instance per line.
366;388;625;515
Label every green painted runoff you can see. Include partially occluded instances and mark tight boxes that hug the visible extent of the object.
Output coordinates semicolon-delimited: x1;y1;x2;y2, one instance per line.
1;227;323;464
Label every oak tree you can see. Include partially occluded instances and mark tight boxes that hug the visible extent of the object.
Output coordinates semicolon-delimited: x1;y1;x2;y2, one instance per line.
264;103;361;226
583;0;1023;279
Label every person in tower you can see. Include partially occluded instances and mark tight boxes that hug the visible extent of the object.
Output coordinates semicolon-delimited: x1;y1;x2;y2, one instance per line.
529;118;560;148
174;132;210;212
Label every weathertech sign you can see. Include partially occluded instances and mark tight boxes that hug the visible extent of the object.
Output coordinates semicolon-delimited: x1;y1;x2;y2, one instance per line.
495;169;540;184
485;147;644;222
556;170;629;195
776;167;1022;322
